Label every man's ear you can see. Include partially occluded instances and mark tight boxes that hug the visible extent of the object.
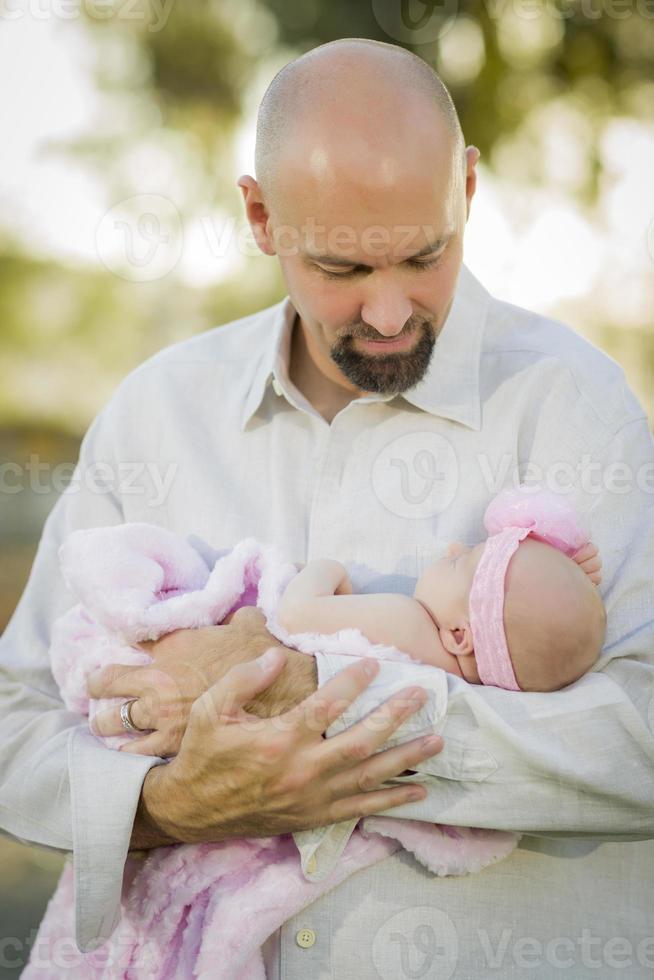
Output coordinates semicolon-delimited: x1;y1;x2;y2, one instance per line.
440;624;474;657
464;145;479;222
236;174;276;256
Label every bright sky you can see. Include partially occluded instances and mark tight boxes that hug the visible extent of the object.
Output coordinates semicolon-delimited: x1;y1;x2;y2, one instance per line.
1;15;653;329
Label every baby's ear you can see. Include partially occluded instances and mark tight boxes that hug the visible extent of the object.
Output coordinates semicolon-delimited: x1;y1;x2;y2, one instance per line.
440;624;474;657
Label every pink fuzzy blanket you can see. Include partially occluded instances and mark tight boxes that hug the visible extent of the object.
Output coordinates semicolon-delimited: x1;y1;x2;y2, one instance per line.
24;525;518;979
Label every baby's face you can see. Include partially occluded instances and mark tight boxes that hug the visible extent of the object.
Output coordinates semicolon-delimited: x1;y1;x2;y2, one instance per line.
413;541;486;628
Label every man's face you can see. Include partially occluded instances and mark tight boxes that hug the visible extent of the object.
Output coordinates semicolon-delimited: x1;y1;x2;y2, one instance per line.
264;133;471;396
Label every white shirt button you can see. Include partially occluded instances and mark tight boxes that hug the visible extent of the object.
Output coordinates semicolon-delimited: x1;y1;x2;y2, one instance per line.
306;853;317;874
272;378;283;396
295;927;316;949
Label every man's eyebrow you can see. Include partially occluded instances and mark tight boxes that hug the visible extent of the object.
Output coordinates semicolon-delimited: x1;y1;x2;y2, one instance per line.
305;234;451;268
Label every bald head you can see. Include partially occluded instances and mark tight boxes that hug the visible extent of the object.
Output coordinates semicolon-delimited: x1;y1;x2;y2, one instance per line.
504;538;607;692
255;38;465;210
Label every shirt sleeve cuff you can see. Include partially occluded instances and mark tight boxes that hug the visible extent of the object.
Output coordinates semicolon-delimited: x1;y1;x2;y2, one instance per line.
293;820;359;882
313;651;449;744
69;727;166;953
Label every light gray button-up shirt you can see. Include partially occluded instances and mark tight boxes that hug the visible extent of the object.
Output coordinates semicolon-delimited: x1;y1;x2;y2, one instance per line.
1;264;653;977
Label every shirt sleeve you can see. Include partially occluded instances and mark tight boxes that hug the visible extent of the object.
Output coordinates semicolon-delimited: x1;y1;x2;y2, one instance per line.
0;405;165;953
314;414;654;842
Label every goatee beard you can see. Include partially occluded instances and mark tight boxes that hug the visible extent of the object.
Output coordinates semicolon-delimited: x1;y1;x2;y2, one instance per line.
330;321;437;395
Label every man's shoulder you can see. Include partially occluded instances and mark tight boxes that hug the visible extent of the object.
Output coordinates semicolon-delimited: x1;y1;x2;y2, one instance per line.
134;300;283;373
92;299;284;435
484;292;646;431
107;299;282;402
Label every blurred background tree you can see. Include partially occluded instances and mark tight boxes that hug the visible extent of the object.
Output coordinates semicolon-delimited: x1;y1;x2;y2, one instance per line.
2;0;653;439
1;2;653;973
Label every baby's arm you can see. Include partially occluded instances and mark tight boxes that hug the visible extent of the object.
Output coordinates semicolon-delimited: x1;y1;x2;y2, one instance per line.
278;560;447;666
283;559;354;603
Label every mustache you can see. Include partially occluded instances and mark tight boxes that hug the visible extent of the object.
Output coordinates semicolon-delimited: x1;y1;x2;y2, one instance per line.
339;318;431;343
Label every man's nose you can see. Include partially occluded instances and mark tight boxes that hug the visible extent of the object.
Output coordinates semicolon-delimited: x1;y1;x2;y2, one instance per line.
360;281;412;338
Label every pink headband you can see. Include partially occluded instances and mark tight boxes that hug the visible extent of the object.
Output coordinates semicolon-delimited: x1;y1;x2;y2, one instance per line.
468;488;589;691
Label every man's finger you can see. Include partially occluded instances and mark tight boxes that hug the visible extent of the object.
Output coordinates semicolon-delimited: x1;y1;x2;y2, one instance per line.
288;657;381;735
328;782;427;824
119;734;171;758
86;663;146;699
90;699;153;737
319;685;429;771
334;733;443;798
196;647;287;724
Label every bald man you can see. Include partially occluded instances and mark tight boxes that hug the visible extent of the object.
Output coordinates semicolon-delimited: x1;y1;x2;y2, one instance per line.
2;39;653;979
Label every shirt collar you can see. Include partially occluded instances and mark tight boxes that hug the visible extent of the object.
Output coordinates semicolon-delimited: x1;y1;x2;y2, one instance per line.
401;263;489;430
240;262;489;431
239;298;298;430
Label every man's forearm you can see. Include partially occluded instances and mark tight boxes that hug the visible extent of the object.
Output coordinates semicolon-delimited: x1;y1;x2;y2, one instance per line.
131;766;180;849
131;763;223;850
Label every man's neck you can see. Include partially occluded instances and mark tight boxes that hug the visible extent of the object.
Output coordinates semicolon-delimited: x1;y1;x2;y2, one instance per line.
288;315;362;424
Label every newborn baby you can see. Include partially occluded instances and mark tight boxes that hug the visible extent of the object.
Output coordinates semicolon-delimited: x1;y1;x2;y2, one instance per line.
278;488;607;693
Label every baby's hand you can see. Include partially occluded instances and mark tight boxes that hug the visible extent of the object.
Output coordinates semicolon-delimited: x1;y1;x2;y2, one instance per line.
572;542;602;585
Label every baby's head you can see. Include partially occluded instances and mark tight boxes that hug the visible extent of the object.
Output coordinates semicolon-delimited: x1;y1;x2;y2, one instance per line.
496;537;606;691
414;535;606;692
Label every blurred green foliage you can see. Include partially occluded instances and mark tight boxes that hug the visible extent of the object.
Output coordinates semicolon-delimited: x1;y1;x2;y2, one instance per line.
0;236;284;434
101;0;654;198
261;0;654;193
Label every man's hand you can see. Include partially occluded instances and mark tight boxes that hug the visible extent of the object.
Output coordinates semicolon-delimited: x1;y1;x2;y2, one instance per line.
135;651;443;845
86;608;316;758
